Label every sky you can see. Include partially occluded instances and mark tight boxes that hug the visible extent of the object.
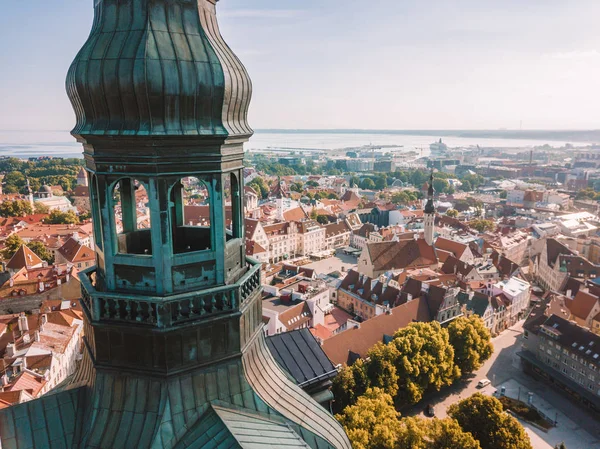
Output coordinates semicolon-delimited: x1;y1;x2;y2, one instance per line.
0;0;599;131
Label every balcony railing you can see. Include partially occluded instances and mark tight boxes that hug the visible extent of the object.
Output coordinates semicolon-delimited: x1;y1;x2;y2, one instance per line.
79;257;261;329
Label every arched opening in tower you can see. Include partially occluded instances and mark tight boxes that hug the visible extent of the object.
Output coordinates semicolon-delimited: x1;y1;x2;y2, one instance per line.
111;178;152;255
170;176;213;253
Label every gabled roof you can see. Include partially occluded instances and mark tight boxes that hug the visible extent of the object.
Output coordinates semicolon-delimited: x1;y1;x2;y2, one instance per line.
469;292;491;317
321;297;431;366
441;255;475;277
426;285;447;316
279;302;312;331
340;190;361;204
566;290;600;321
435;237;468;259
245;218;260;239
324;221;350;238
365;239;437;273
266;328;336;388
5;245;43;271
283;207;308;222
546;238;574;266
355;223;375;238
245;240;267;256
491;251;520;277
57;237;94;264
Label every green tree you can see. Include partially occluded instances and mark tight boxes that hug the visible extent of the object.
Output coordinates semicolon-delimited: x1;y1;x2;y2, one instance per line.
448;316;494;374
461;173;485;190
391;190;418;205
448;393;533;449
247;177;269;199
290;182;304;192
3;234;25;260
350;175;361;187
446;209;458;218
316;215;329;225
306;180;319;188
45;210;79;225
327;192;339;200
2;235;52;264
361;178;376;190
335;388;402;449
331;359;370;412
375;175;387;190
364;343;400;398
470;219;496;233
390;321;461;405
28;241;53;264
460;180;472;192
397;417;482;449
555;443;567;449
499;190;508;199
433;178;450;194
0;200;33;217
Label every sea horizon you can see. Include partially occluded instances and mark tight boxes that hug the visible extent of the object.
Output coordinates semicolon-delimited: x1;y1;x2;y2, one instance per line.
0;128;598;160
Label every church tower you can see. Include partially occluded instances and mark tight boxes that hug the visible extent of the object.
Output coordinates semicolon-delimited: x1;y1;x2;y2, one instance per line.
0;1;351;448
424;172;436;245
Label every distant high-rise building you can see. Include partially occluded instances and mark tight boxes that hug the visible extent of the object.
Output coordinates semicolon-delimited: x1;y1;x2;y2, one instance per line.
0;1;351;448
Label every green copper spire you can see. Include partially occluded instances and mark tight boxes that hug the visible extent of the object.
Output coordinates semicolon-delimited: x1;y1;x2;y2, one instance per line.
67;0;252;139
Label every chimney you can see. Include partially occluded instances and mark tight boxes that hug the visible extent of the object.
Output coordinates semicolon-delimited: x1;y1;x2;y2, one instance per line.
1;374;8;387
6;343;15;358
18;314;29;333
34;330;40;342
566;289;572;298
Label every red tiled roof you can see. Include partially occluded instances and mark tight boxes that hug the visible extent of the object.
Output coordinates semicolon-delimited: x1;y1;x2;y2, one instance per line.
366;239;437;273
322;297;432;366
6;245;43;270
283;207;307;222
566;290;599;321
435;237;468;259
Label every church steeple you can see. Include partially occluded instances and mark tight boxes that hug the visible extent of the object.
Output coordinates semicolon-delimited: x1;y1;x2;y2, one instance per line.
424;171;436;245
0;1;354;448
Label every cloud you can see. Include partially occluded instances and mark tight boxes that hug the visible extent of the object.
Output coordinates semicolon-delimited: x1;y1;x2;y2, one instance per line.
220;9;302;19
543;50;600;60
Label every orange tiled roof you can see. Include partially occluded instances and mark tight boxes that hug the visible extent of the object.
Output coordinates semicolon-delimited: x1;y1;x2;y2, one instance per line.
5;245;43;270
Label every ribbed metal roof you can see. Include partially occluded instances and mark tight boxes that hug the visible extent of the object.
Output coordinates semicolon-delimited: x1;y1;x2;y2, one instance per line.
67;0;252;139
0;333;352;449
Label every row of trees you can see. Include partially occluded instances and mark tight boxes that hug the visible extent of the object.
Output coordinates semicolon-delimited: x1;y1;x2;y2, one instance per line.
332;317;493;412
337;391;533;449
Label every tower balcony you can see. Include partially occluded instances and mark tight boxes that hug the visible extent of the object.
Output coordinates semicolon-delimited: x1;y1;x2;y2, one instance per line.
79;257;261;329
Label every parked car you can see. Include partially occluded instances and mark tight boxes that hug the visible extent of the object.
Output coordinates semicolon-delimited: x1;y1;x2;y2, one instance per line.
425;404;435;417
477;378;491;388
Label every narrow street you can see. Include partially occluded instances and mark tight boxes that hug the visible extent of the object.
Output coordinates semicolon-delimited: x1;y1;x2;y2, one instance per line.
404;320;600;448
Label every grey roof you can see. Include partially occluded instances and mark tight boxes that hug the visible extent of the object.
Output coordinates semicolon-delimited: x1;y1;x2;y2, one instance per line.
469;293;491;317
266;329;337;388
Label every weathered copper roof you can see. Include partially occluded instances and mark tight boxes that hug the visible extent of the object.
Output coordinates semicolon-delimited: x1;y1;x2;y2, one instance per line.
67;0;252;139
